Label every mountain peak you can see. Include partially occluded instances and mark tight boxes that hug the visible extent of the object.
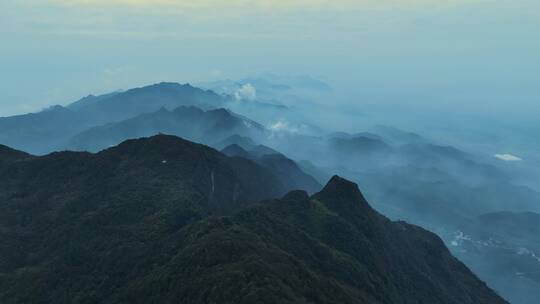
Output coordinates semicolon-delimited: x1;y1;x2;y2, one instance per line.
101;134;221;163
116;133;196;148
143;82;198;92
321;175;361;197
314;175;373;217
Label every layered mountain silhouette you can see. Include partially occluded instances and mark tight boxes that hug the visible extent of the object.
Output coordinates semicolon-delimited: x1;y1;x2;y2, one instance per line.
0;82;534;303
221;144;322;194
0;105;85;155
69;82;225;124
0;136;507;303
368;125;426;145
322;132;505;184
68;106;265;152
0;83;225;154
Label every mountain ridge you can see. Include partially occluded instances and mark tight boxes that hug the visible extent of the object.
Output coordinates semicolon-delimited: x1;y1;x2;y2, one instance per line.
0;136;507;303
0;83;227;154
67;105;265;152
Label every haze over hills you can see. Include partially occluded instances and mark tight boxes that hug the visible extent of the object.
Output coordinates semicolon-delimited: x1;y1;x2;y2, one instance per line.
68;106;265;153
70;82;226;124
451;211;540;304
0;83;226;154
0;81;538;303
0;136;507;303
3;0;539;302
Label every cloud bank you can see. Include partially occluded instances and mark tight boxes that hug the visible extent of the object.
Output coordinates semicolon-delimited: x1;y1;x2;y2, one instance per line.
234;83;257;101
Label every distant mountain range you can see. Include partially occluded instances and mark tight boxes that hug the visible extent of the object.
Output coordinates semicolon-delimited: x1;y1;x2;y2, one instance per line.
69;82;226;123
0;81;537;303
0;83;226;154
0;135;506;303
68;106;265;152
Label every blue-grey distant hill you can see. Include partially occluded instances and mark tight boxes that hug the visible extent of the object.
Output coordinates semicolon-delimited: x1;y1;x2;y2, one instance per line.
0;82;226;154
67;106;265;153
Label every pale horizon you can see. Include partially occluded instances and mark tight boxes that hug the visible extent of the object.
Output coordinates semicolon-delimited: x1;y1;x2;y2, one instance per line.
1;0;538;119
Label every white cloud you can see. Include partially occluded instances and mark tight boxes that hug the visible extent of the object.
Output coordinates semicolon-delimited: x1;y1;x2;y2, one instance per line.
494;153;523;161
234;83;257;101
269;120;299;133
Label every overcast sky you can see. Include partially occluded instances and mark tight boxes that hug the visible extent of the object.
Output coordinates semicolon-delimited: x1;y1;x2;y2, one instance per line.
1;0;538;118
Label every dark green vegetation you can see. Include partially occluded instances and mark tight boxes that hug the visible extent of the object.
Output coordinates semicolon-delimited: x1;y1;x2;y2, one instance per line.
0;135;290;303
0;136;506;303
221;144;322;194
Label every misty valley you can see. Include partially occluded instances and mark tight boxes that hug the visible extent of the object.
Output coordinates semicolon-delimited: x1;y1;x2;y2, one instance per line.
0;78;538;303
